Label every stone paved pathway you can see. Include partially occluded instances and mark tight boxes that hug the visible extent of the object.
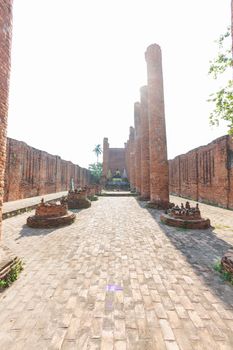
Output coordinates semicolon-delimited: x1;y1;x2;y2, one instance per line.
0;196;233;349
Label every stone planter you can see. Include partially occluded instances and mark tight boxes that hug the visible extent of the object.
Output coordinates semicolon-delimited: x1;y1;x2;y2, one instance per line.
160;202;211;229
63;189;91;209
27;199;76;228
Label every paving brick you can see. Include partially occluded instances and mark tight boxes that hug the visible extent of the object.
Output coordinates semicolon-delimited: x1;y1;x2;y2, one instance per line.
0;196;233;349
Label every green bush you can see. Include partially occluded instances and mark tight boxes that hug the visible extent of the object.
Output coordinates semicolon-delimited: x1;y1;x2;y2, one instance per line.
214;261;233;285
0;261;23;290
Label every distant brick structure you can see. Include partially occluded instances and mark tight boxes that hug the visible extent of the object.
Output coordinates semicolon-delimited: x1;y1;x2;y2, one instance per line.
102;138;126;180
4;138;91;202
102;138;109;178
134;102;142;194
129;127;136;190
169;135;233;209
140;86;150;200
0;0;13;238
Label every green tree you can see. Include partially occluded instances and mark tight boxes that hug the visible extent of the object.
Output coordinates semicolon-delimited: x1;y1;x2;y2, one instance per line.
208;26;233;134
93;144;102;163
88;162;102;183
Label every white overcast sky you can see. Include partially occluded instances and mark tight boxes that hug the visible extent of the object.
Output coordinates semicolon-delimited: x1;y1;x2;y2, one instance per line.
7;0;231;168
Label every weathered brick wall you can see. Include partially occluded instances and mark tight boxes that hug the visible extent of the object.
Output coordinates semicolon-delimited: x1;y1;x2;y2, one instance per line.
108;148;126;176
102;137;126;178
0;0;13;237
169;135;233;209
134;102;142;193
179;150;198;200
125;140;130;182
4;138;91;202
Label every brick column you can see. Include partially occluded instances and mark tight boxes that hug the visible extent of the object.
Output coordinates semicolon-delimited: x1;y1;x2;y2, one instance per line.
125;140;130;182
134;102;142;194
79;168;83;187
83;169;87;186
102;137;109;181
77;166;81;188
140;86;150;200
145;44;169;208
0;0;13;238
124;142;127;176
129;127;136;190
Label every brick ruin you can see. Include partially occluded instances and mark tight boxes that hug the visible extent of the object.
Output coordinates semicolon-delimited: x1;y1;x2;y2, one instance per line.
27;198;76;228
103;42;233;211
103;44;170;208
160;202;211;229
0;1;233;239
0;0;13;238
102;137;127;180
62;188;91;209
4;137;91;202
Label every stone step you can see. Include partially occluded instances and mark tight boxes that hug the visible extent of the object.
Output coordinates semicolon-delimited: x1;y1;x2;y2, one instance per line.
99;192;137;197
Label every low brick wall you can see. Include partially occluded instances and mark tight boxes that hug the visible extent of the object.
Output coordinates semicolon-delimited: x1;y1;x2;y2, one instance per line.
4;138;91;202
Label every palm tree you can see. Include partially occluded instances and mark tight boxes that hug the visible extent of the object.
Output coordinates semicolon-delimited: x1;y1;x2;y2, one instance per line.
93;144;102;163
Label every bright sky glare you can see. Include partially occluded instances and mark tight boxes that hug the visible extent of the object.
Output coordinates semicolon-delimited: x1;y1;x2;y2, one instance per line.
8;0;231;168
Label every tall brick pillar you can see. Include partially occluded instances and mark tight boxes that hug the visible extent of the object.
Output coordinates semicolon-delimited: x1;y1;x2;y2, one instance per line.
125;140;130;181
102;137;109;180
124;142;128;179
79;168;83;187
134;102;142;194
129;127;136;190
140;86;150;200
145;44;169;208
0;0;13;238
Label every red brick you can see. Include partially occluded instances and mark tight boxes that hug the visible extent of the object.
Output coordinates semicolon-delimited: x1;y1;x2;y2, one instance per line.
134;102;142;194
140;86;150;200
169;135;233;209
145;44;169;207
0;0;13;238
3;138;91;202
102;138;126;181
129;127;136;190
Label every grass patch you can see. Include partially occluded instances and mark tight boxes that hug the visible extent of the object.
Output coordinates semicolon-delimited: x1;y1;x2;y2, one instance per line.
175;227;188;231
214;224;231;230
0;261;23;290
88;195;98;201
214;261;233;285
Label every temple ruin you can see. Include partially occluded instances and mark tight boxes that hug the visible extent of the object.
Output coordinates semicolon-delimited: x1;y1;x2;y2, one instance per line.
103;43;170;207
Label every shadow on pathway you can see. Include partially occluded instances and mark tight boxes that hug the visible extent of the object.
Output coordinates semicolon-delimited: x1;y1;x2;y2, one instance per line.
16;224;59;240
137;199;233;309
16;208;83;241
